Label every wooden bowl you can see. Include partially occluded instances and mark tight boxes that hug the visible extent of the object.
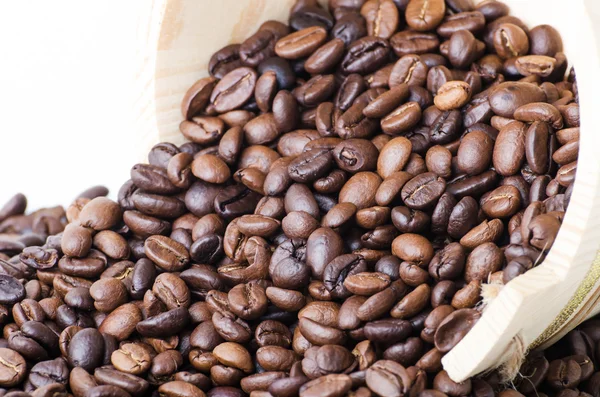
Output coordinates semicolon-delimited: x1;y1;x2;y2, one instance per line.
138;0;600;382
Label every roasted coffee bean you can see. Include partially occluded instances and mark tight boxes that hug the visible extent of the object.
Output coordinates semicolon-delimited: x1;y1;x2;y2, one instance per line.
366;360;412;396
435;81;472;111
381;102;422;135
494;23;529;59
377;137;412;179
489;82;545;118
336;101;379;139
0;347;26;387
401;172;446;210
341;36;391;75
209;44;243;79
405;0;445;31
288;148;334;183
332;12;368;47
445;30;485;69
333;139;378;173
304;39;345;75
430;110;462;144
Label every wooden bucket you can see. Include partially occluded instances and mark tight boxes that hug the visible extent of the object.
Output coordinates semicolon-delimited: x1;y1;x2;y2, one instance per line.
137;0;600;382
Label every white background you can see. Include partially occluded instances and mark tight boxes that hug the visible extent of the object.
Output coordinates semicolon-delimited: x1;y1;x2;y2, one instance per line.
0;1;143;210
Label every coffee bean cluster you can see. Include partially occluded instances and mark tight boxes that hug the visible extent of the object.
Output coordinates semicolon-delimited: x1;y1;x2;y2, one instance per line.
511;317;600;397
0;0;582;396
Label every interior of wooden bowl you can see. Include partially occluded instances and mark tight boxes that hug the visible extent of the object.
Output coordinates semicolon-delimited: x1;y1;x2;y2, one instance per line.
143;0;600;381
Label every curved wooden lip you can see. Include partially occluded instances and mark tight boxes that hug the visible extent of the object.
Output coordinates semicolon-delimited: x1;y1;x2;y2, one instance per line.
138;0;600;382
443;0;600;381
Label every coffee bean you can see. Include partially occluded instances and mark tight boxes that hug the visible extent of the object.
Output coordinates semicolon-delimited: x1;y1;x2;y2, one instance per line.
364;84;410;119
333;139;378;173
299;374;352;397
401;172;446;210
288;149;334;184
0;348;26;387
341;36;391;75
493;23;529;59
361;0;399;39
304;39;345;75
489;82;546;118
405;0;445;31
375;136;413;179
389;55;428;88
275;27;328;60
366;360;412;396
391;31;440;57
332;12;368;46
336;74;368;112
392;234;434;266
426;146;452;178
434;370;472;396
336;101;379;139
435;81;472;111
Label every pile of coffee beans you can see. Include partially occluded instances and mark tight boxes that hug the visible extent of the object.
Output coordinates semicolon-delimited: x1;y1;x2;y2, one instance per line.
0;0;583;396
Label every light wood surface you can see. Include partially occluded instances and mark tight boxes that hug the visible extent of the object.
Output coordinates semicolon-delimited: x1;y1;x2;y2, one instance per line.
138;0;600;382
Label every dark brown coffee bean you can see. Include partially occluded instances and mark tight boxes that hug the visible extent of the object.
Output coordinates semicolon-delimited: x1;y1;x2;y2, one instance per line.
405;0;445;31
391;206;429;234
434;308;481;353
493;121;527;176
144;235;190;272
401;172;446;210
181;77;218;120
392;233;434;266
341;36;391;75
425;146;452;178
227;282;268;321
333;139;378;173
304;39;346;75
391;283;430;319
0;347;26;387
299;374;352;397
209;44;243;79
465;242;504;282
136;307;190;338
489;82;545;118
433;370;472;396
438;11;486;38
493;23;529;59
364;84;410;119
360;0;399;39
389;55;428;88
275;27;328;59
444;30;484;69
430;110;462;144
339;172;382;210
366;360;412;396
391;31;440;57
332;12;368;46
336;102;379;139
546;359;582;390
288;148;335;183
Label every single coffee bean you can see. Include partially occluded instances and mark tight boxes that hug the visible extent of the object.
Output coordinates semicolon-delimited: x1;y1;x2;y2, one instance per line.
493;23;529;59
341;36;391;75
305;39;346;75
366;360;412;396
401;172;446;210
405;0;446;31
435;81;472;111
